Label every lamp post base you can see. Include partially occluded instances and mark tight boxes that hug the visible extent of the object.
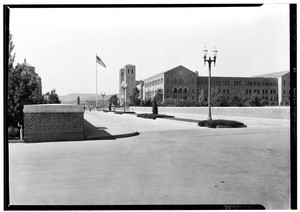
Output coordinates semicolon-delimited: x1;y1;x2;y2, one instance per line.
207;116;212;121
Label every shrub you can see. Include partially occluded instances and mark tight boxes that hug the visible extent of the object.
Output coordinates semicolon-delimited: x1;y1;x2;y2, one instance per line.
269;101;277;106
185;100;199;107
142;98;152;106
137;113;156;119
260;99;269;106
283;99;290;106
198;119;246;128
175;99;186;107
8;126;20;139
137;113;175;119
163;99;176;107
152;98;158;115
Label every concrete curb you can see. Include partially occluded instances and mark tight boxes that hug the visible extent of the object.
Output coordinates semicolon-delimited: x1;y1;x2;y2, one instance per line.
84;131;140;140
113;131;140;139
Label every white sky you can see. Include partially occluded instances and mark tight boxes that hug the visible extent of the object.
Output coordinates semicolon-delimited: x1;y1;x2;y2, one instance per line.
9;4;290;96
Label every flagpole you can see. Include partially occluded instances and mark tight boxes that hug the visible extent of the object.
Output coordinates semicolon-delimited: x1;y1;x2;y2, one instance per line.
96;53;98;108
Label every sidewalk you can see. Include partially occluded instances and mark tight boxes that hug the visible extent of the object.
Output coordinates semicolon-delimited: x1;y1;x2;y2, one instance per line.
84;111;139;140
159;112;290;128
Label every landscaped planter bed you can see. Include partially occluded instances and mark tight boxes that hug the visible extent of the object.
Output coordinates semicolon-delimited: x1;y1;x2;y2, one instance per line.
114;111;136;115
198;119;247;128
137;113;175;120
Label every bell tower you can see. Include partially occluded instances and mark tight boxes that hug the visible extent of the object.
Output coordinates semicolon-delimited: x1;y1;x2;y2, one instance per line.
119;64;136;106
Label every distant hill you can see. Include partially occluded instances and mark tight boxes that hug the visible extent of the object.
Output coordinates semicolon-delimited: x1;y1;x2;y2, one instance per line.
59;93;118;104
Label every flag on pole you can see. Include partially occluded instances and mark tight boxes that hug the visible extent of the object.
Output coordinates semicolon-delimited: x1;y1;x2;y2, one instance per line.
96;55;106;68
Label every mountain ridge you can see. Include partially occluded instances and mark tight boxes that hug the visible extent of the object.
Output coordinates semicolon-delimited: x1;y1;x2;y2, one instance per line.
59;93;118;104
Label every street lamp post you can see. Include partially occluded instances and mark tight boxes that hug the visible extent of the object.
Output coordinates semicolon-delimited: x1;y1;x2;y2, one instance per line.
121;81;127;112
101;93;105;111
203;47;218;121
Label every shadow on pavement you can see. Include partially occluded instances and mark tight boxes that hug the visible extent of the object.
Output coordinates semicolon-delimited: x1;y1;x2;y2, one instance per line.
84;119;116;140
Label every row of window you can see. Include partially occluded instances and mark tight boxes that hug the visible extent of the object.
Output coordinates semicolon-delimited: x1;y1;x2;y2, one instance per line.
145;88;164;96
166;77;195;84
198;80;278;86
165;88;196;94
245;89;277;95
145;78;163;88
163;88;278;95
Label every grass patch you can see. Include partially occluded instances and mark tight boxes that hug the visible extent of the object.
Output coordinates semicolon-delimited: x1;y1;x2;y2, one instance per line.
198;119;247;128
137;113;175;120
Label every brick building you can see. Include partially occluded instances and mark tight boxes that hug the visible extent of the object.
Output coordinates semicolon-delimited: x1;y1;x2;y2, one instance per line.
119;64;289;105
197;76;278;103
143;65;198;101
253;71;290;105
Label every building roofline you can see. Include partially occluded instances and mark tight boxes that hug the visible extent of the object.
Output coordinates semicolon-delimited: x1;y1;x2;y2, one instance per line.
143;65;193;81
251;70;290;78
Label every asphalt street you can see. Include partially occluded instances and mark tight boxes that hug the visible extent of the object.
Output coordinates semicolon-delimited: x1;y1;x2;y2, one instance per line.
9;111;290;209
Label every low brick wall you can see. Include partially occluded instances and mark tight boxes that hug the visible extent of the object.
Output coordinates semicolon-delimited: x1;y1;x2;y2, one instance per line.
23;104;85;142
130;106;290;119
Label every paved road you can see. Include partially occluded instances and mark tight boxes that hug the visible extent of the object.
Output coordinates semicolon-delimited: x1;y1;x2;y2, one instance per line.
9;111;290;209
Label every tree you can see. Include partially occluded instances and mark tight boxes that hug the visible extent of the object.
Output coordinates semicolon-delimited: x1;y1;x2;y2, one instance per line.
260;99;269;106
129;87;141;106
9;32;15;70
244;94;262;106
198;89;207;106
109;94;119;107
44;89;61;104
152;98;158;115
229;95;247;107
7;64;44;127
210;87;223;107
154;88;163;105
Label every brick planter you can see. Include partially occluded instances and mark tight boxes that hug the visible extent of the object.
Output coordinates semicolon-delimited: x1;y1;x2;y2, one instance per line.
23;104;84;142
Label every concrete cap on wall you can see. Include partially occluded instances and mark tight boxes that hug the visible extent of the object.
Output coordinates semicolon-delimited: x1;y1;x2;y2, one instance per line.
23;104;85;113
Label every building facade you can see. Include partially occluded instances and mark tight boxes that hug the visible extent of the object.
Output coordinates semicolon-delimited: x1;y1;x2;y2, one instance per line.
254;71;290;105
197;76;278;103
119;63;289;106
143;65;198;102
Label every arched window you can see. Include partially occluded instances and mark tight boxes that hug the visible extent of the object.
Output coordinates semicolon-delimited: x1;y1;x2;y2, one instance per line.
173;88;178;98
246;90;248;94
178;88;183;99
174;78;177;84
179;78;182;83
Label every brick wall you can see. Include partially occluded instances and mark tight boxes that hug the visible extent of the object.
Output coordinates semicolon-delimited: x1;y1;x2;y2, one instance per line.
23;105;84;142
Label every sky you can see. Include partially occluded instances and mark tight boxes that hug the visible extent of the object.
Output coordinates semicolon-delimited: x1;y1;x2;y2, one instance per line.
9;4;290;96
